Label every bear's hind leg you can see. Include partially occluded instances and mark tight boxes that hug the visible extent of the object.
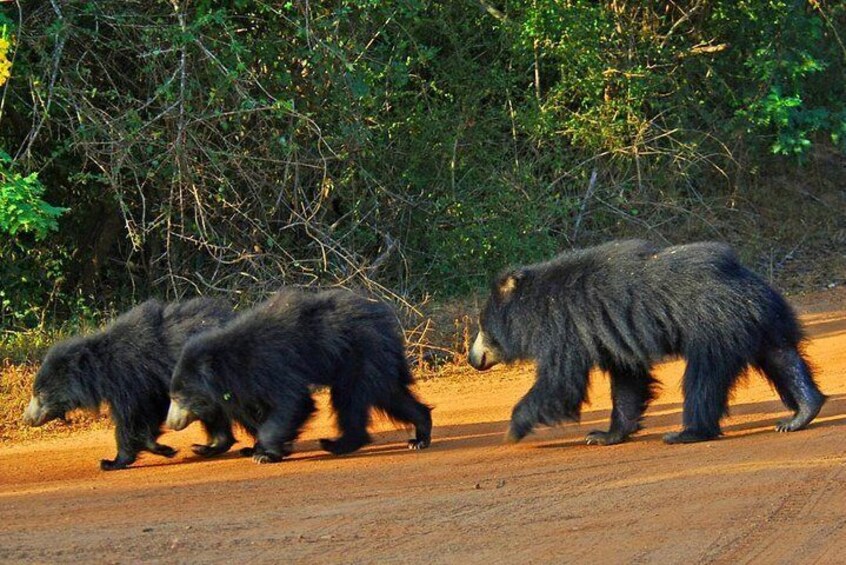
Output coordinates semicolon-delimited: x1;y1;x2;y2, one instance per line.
586;365;657;446
192;409;235;457
143;419;177;458
758;347;825;432
145;440;178;458
101;408;169;470
101;424;142;471
253;394;316;464
142;407;177;458
379;387;432;450
321;387;372;455
664;352;744;444
101;444;139;471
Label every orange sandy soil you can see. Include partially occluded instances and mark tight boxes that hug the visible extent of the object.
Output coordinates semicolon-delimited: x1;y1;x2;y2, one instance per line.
1;294;845;563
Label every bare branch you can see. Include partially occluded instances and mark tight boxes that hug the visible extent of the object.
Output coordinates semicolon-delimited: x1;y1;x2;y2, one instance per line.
478;0;508;23
16;0;66;160
572;169;598;244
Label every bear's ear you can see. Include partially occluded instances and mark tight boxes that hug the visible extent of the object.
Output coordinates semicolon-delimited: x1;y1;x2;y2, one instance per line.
196;352;218;386
73;345;97;377
495;269;527;300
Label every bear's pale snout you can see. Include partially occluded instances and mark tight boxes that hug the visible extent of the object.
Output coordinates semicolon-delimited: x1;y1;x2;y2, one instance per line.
165;399;196;431
22;395;50;427
468;331;500;371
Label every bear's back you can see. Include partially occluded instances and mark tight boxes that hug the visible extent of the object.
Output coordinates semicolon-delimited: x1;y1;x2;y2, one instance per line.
86;299;174;390
535;240;745;292
162;297;235;358
261;288;396;334
99;299;166;353
526;239;659;292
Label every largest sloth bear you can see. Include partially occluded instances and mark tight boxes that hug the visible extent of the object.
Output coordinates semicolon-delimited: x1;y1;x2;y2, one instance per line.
23;298;236;470
468;240;825;445
166;288;432;463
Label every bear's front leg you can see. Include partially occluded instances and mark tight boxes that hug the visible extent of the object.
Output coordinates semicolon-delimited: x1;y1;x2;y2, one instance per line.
506;398;538;443
507;357;588;443
192;409;235;457
252;394;315;464
239;442;262;457
251;442;293;464
586;365;656;446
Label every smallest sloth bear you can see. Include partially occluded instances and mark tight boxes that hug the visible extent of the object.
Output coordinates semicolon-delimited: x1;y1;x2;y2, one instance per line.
166;288;433;463
468;240;825;445
23;298;236;470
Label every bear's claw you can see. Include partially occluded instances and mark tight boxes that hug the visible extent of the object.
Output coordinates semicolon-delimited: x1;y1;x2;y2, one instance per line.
407;438;430;450
585;430;628;446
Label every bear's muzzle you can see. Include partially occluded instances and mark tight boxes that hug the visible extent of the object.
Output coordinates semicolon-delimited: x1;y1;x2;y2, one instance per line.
468;331;501;371
22;396;52;427
165;399;197;431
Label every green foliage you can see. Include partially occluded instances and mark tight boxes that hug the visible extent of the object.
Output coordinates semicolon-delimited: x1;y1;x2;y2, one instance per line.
0;151;67;239
709;1;845;156
506;0;846;157
0;238;83;328
0;18;71;328
515;1;666;151
0;0;843;329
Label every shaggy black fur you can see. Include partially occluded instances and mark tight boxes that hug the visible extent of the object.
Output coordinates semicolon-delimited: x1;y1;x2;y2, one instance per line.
468;240;825;445
23;298;236;470
168;288;432;464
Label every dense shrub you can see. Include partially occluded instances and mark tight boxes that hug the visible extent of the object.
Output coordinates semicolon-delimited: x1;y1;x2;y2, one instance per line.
0;1;843;329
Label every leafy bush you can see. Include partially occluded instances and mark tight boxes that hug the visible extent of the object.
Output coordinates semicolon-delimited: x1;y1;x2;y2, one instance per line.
0;151;67;239
0;0;842;330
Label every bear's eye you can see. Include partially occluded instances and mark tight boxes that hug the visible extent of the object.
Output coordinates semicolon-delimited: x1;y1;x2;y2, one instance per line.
486;333;503;352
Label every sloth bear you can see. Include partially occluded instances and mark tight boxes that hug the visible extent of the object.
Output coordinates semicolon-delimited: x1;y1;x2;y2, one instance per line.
166;288;432;463
23;298;236;470
468;240;825;445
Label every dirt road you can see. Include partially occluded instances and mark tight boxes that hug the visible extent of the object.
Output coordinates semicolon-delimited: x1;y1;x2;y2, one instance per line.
2;301;845;564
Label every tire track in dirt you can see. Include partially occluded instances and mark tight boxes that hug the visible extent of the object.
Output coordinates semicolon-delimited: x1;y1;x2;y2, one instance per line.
698;448;845;564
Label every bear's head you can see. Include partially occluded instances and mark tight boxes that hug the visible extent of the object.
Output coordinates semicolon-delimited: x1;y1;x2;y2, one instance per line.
23;337;100;427
166;340;216;431
468;268;529;371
